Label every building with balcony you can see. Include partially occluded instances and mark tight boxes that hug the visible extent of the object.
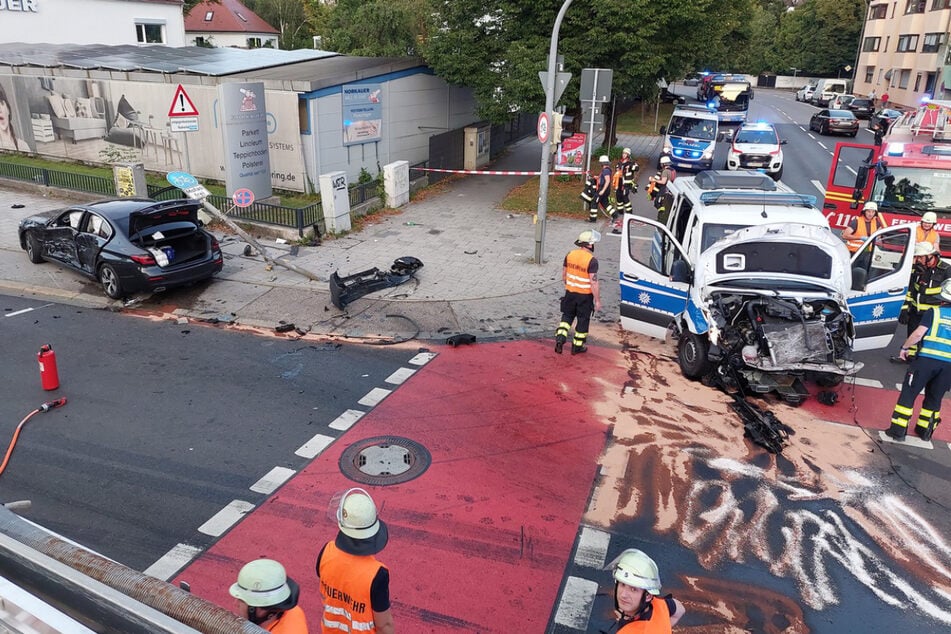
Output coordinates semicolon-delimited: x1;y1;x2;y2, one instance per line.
856;0;951;108
0;0;186;47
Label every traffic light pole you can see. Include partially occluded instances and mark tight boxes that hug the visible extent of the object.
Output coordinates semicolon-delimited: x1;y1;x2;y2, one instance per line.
536;0;573;266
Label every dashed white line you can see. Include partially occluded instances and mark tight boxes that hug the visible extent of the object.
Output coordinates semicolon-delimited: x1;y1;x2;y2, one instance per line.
846;166;857;175
4;307;34;318
817;141;828;150
144;543;202;580
554;576;599;629
812;180;826;196
574;526;610;569
296;433;335;459
358;387;391;407
329;409;365;431
408;352;437;365
250;466;296;494
385;367;416;385
198;500;255;537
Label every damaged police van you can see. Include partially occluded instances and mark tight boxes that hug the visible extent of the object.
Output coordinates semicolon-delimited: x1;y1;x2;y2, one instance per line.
619;170;914;401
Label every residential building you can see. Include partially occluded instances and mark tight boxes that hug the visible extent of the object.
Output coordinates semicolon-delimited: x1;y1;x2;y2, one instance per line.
855;0;951;108
184;0;279;49
0;0;186;47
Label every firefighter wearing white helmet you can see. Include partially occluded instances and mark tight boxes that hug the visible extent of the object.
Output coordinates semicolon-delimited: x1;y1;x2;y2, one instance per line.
613;147;639;231
842;201;887;253
894;240;951;364
647;157;675;223
888;278;951;442
230;559;309;633
604;549;685;632
589;154;616;223
316;488;394;634
918;211;940;252
554;230;602;354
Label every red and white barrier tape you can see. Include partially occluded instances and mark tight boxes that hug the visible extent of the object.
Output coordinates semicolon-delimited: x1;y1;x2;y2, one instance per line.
411;167;565;176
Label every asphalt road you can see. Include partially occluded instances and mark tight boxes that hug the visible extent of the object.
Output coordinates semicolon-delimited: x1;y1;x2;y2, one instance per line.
0;293;417;572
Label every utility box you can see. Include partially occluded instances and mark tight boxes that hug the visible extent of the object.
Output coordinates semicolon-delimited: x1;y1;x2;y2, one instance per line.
383;160;410;208
464;124;490;171
320;171;351;233
113;163;146;198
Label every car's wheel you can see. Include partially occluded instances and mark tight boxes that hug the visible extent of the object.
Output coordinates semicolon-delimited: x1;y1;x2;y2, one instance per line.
98;264;124;299
849;131;857;138
821;122;829;135
772;166;784;181
678;330;712;380
24;232;43;264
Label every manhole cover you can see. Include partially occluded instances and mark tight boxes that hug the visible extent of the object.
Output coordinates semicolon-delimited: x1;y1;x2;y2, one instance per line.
338;436;431;486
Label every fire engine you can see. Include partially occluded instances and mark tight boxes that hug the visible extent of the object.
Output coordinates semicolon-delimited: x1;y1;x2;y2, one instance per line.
823;99;951;256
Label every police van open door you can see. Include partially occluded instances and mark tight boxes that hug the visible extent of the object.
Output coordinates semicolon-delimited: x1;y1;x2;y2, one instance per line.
619;215;691;339
846;223;914;351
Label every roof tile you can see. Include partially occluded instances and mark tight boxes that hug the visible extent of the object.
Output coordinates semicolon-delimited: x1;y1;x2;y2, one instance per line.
184;0;279;35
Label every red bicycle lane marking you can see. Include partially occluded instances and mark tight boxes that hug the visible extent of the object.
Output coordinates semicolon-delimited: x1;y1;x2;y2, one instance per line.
175;340;627;633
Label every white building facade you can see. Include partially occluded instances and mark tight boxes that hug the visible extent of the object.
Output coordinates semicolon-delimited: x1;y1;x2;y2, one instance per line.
0;0;186;47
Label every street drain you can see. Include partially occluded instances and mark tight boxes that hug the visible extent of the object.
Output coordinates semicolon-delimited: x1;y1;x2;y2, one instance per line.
338;436;431;486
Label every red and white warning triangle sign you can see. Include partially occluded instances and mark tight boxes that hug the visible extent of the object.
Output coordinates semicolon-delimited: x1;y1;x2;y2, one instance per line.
168;84;199;117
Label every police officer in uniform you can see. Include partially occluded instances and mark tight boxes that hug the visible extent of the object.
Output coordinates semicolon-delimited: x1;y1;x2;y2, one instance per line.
886;279;951;442
316;488;394;634
555;230;602;355
895;241;951;362
612;148;638;233
590;155;614;223
601;549;686;633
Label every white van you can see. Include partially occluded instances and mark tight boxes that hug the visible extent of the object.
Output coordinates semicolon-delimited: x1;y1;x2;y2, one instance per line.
618;170;914;399
813;79;850;107
659;105;721;171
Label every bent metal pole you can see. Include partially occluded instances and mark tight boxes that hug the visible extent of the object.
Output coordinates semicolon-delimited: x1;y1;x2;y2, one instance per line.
536;0;574;266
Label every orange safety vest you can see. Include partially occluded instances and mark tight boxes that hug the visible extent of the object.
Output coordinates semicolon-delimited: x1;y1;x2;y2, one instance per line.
265;605;309;634
845;214;886;253
565;248;594;294
318;542;386;634
617;597;672;633
917;225;940;250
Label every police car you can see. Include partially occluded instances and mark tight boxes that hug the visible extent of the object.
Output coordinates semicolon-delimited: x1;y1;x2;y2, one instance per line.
724;122;786;180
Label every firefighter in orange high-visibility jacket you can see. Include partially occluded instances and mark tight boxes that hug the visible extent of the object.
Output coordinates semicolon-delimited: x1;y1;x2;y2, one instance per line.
886;278;951;442
555;230;602;355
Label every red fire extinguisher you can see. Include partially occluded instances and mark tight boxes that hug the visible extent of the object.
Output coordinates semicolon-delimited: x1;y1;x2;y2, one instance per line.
38;344;60;391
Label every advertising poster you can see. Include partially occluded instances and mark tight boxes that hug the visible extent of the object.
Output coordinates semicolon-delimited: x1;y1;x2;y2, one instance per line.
555;132;587;172
342;83;382;146
219;81;272;199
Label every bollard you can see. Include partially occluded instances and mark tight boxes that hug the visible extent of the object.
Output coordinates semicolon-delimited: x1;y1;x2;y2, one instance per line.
37;344;59;391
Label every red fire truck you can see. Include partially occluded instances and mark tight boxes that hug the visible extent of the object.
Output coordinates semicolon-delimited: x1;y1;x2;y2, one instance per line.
823;100;951;256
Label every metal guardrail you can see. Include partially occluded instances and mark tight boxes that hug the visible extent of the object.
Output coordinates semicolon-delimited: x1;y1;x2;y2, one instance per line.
1;159;429;237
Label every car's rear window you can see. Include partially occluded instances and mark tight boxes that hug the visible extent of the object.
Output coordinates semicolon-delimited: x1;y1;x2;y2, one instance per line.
829;110;854;118
851;99;872;107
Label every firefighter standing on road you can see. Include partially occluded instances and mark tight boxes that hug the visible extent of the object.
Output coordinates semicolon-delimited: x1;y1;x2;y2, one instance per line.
555;230;602;355
316;488;394;634
589;155;614;223
841;201;887;253
601;549;686;633
894;241;951;363
886;279;951;442
612;148;638;233
230;559;309;633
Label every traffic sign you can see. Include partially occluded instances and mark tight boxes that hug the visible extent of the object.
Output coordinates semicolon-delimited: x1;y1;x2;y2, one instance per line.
169;116;198;133
232;188;255;208
167;171;210;200
169;84;199;117
539;71;572;105
537;112;550;144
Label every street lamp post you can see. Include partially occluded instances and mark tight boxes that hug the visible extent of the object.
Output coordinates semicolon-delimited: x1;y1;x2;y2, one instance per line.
536;0;573;266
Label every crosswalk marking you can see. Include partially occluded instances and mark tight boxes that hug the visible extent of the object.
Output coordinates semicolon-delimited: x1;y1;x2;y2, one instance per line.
554;576;599;630
574;526;610;569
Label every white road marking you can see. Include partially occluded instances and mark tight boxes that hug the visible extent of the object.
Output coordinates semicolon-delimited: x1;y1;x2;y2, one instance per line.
4;307;33;317
249;466;296;494
851;377;884;389
554;576;599;629
846;166;857;175
385;367;416;385
878;430;934;449
408;352;437;365
197;500;255;537
296;433;335;459
358;387;391;407
329;409;365;431
812;180;826;196
574;526;610;569
896;383;904;391
817;141;828;150
144;543;202;581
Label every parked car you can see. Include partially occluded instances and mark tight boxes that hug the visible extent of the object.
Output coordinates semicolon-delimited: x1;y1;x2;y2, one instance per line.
660;86;686;104
18;198;223;299
683;73;702;87
724;121;786;180
809;109;859;137
847;97;875;119
868;108;902;132
796;85;817;102
829;94;856;110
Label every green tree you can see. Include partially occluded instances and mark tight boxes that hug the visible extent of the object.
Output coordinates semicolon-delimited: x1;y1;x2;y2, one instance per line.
183;0;218;16
316;0;429;56
777;0;864;76
242;0;316;50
